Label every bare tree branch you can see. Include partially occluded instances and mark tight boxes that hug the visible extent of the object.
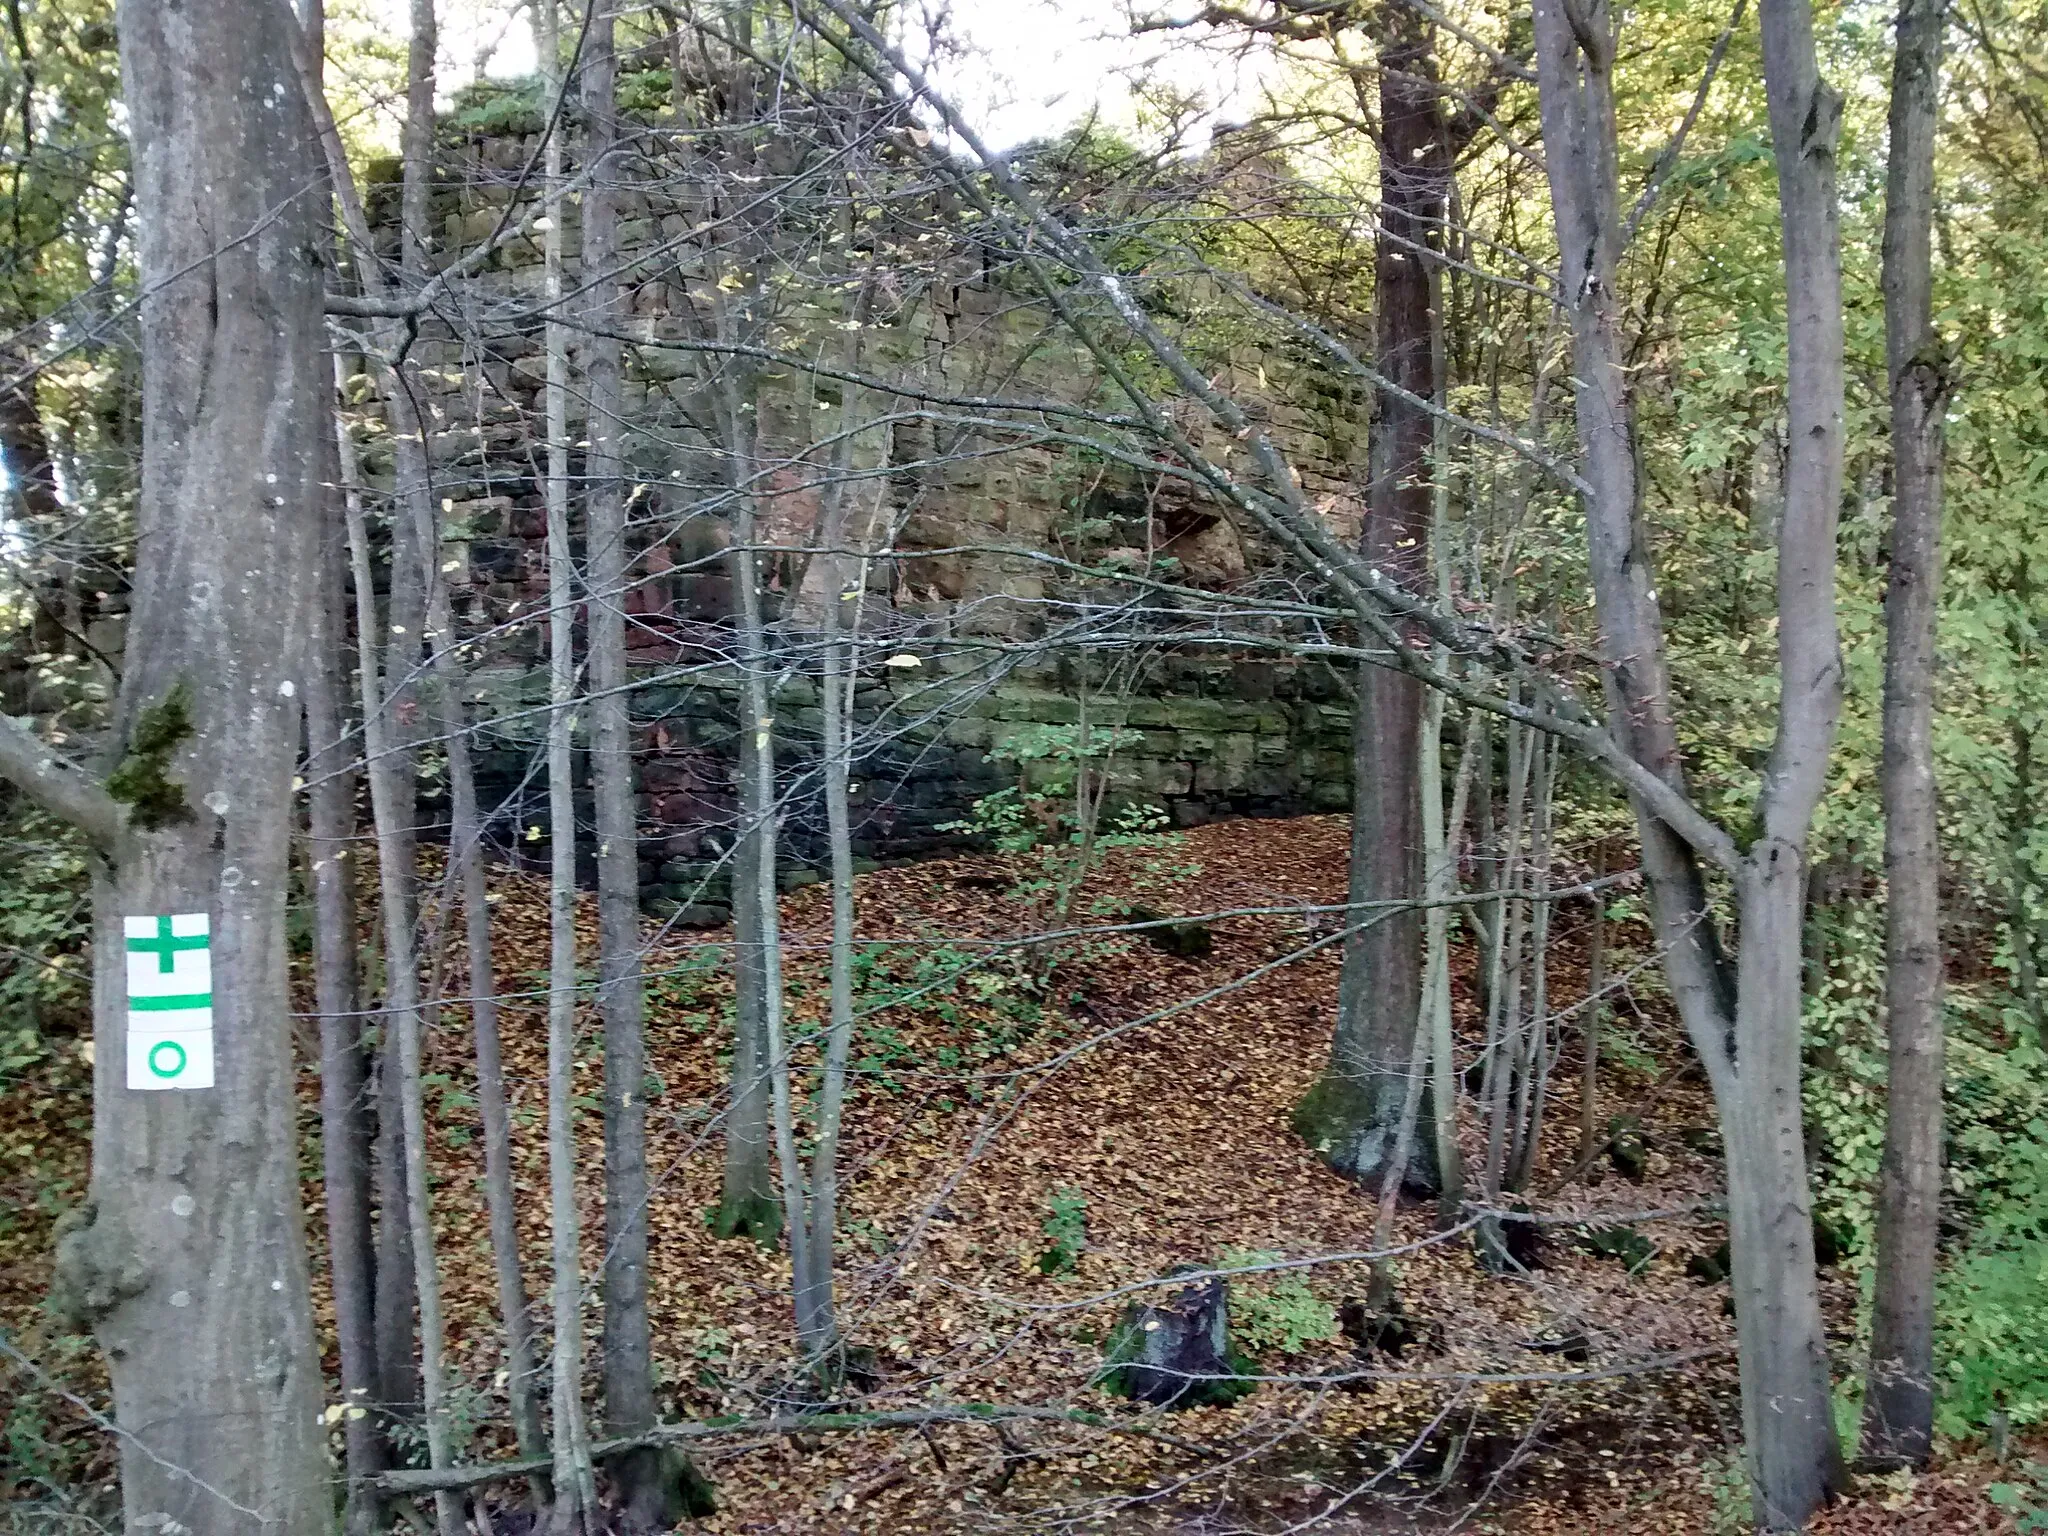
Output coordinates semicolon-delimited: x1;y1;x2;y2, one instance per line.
0;714;122;853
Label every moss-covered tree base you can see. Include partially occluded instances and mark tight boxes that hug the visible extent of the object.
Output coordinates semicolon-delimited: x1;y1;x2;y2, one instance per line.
708;1191;781;1246
1291;1072;1440;1195
607;1443;717;1531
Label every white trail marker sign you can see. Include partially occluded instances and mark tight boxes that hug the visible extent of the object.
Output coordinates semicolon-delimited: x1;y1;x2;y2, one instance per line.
125;913;214;1089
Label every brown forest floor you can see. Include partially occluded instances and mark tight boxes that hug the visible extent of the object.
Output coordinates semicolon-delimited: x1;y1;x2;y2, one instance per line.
0;814;2031;1531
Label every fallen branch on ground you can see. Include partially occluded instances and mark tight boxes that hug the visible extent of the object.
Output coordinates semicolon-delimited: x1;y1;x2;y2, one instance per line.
373;1403;1218;1495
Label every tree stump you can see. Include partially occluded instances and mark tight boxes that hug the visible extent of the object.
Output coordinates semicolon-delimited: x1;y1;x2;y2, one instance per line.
1103;1270;1252;1408
1129;904;1214;957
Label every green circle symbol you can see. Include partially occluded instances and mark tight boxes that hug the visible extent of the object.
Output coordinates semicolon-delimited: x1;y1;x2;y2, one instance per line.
148;1039;188;1079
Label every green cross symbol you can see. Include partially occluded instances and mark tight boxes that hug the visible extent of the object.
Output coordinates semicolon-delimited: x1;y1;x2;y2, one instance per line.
127;915;208;974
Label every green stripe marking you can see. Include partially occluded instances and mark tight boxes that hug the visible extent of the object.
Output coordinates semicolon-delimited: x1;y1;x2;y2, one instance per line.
127;915;208;973
129;993;212;1012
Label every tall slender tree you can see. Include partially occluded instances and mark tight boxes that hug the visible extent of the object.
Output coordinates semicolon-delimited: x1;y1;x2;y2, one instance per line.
0;0;331;1528
299;6;382;1522
580;0;687;1521
311;369;385;1532
537;2;598;1523
1307;0;1442;1191
1532;0;1853;1518
1863;0;1949;1471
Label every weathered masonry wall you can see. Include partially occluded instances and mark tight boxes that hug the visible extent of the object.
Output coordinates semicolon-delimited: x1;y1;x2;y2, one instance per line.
468;651;1354;921
358;117;1370;905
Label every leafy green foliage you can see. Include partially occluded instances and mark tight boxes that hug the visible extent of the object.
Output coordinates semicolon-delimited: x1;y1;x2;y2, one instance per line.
1037;1186;1086;1275
446;76;548;137
1990;1464;2048;1534
1218;1250;1337;1357
941;722;1143;855
1577;1225;1656;1275
845;939;1042;1096
1698;1453;1754;1536
647;949;720;1031
1935;1134;2048;1437
0;804;89;1078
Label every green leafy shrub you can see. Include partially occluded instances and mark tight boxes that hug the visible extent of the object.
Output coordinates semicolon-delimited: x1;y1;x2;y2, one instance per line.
447;77;548;136
845;939;1043;1096
1577;1224;1656;1275
939;722;1142;854
0;804;89;1082
1219;1249;1338;1356
1937;1213;2048;1435
1038;1187;1087;1274
1990;1463;2048;1533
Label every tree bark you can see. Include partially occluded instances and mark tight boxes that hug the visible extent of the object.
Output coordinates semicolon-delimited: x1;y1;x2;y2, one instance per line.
538;3;599;1518
1423;707;1479;1226
443;674;551;1479
726;464;825;1364
717;708;782;1242
1529;0;1735;1065
1313;0;1440;1195
712;319;779;1247
1862;0;1947;1472
41;3;330;1528
1576;841;1608;1166
1736;7;1854;1519
1510;736;1560;1192
580;0;666;1515
418;358;549;1487
790;292;875;1375
401;0;436;275
1533;0;1850;1520
310;392;386;1530
344;470;466;1536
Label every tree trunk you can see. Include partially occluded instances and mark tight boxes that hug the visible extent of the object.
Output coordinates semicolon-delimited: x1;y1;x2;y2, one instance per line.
39;3;330;1528
1577;842;1608;1166
539;3;599;1516
798;563;856;1375
310;394;385;1529
1862;0;1947;1471
1529;0;1738;1068
1309;0;1440;1195
581;1;666;1516
417;358;548;1489
373;1025;419;1421
1510;737;1560;1191
717;710;782;1242
1724;856;1845;1526
1423;707;1479;1227
714;344;779;1248
791;299;875;1375
401;0;436;275
443;674;551;1481
345;478;466;1536
1533;0;1849;1520
729;489;825;1366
